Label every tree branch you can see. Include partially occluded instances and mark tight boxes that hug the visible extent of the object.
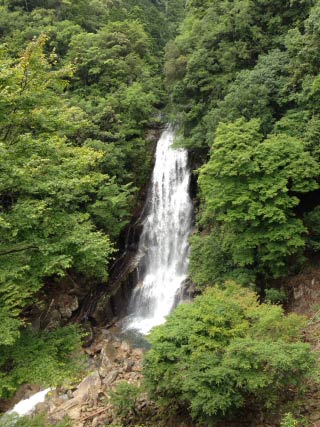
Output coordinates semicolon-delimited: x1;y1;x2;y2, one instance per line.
0;246;39;256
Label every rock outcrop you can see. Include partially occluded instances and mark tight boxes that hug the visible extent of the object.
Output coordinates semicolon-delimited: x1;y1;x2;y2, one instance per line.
36;329;146;427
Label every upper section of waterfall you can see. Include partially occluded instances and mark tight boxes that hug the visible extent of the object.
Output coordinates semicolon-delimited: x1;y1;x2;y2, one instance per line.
124;126;193;335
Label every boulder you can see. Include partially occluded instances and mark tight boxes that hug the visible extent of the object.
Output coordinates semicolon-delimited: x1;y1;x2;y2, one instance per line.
57;295;79;319
101;340;118;363
49;399;81;422
132;348;144;359
120;341;131;354
91;294;114;324
123;359;135;372
99;355;113;378
102;370;119;386
73;371;101;402
46;309;62;330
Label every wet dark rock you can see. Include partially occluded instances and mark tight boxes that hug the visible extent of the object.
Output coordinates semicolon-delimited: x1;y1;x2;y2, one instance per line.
46;309;62;330
91;294;114;324
58;295;79;319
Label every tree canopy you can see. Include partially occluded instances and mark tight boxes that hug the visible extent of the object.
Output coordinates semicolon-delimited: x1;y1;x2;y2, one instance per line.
144;284;315;425
0;0;185;399
190;118;319;285
168;0;320;287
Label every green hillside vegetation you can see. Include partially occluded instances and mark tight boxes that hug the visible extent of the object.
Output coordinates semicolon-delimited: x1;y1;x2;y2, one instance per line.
1;0;320;425
166;0;320;288
0;0;183;399
142;0;320;424
144;284;315;425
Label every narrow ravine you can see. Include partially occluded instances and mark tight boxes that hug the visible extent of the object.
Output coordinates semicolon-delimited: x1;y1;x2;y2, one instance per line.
124;126;193;334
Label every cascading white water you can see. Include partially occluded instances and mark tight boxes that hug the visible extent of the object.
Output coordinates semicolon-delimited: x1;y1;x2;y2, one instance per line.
125;127;193;335
7;389;52;417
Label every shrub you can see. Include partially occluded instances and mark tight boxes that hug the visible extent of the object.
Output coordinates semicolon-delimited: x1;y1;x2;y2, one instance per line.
0;325;84;400
265;288;287;304
0;414;72;427
143;283;315;425
281;413;299;427
110;382;141;421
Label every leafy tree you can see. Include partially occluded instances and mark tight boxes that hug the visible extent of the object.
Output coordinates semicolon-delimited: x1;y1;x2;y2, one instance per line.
110;382;141;421
143;284;315;426
189;227;255;287
192;118;319;283
0;37;117;342
166;0;313;152
0;325;83;400
0;0;172;399
67;21;150;90
206;49;290;139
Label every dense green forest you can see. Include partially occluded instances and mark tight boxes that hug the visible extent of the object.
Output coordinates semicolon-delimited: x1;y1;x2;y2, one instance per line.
147;0;320;424
167;0;320;288
1;0;320;426
0;0;182;401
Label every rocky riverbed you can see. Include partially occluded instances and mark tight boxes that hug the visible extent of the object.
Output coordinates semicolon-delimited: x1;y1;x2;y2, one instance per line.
32;328;151;427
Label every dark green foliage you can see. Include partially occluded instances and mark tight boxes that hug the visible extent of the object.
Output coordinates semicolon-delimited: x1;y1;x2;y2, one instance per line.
0;37;115;345
110;382;141;421
0;0;179;399
0;326;83;400
304;206;320;253
143;284;315;425
191;118;319;283
205;49;290;138
166;0;312;150
264;288;287;305
3;0;320;420
0;414;72;427
168;0;320;287
189;229;255;287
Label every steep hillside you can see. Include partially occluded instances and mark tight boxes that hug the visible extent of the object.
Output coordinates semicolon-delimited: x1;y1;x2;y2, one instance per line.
0;0;184;403
166;0;320;293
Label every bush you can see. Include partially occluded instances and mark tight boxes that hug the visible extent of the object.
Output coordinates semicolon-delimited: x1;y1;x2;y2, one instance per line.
281;413;299;427
265;288;287;304
0;414;72;427
143;283;315;425
0;325;84;400
110;382;141;421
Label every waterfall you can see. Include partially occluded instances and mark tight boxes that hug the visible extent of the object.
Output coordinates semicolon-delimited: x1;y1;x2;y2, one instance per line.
125;126;193;335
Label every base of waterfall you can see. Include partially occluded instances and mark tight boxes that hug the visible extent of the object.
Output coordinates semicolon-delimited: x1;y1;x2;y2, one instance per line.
123;313;167;335
123;285;187;335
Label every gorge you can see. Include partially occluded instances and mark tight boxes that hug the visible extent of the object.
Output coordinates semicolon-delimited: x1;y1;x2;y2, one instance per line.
2;1;320;426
